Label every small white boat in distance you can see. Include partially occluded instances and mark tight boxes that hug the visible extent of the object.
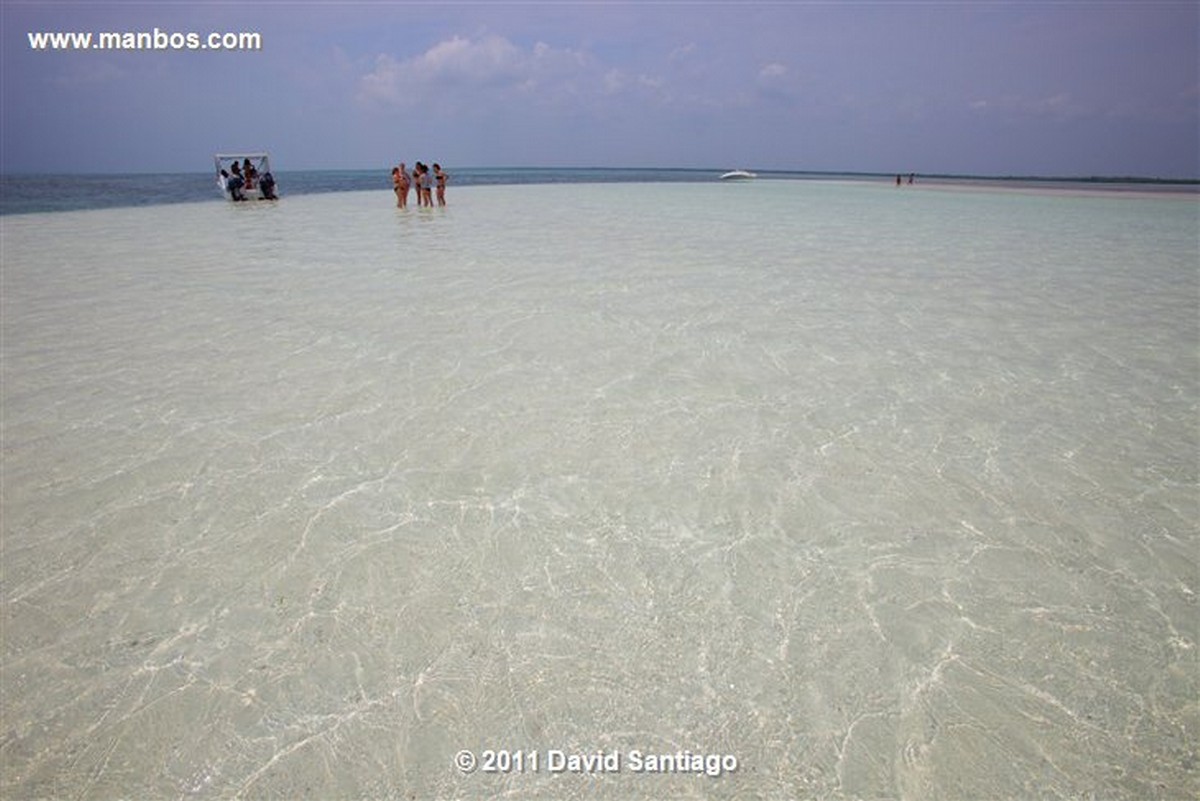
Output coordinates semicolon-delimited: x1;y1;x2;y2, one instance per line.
215;152;278;201
720;169;757;180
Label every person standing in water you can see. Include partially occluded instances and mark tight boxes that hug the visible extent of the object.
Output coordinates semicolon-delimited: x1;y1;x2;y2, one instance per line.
434;163;448;206
412;163;425;207
394;162;411;208
396;165;410;206
399;162;411;207
420;163;433;207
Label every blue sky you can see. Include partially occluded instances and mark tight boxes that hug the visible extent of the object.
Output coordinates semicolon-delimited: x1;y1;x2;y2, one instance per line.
3;1;1197;177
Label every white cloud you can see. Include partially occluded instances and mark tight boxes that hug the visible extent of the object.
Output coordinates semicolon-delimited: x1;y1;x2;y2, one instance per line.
358;33;701;120
423;35;522;80
668;42;697;62
603;68;627;94
759;63;787;80
359;35;520;103
967;92;1091;120
754;61;798;104
358;34;597;110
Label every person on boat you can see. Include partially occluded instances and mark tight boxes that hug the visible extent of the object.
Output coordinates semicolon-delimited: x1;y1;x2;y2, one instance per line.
221;168;245;201
259;170;277;200
434;163;448;206
243;158;257;190
230;161;246;194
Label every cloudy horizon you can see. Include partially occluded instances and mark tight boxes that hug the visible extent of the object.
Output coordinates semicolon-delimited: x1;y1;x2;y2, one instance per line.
3;2;1197;178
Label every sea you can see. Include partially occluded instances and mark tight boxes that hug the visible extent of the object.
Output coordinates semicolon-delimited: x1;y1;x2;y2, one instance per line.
1;171;1197;800
1;166;1196;216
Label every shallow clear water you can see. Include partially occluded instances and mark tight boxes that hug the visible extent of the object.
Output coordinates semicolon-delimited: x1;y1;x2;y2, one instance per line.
2;181;1197;799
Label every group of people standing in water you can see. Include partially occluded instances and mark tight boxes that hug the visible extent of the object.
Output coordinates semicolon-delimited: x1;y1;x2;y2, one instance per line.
392;162;446;208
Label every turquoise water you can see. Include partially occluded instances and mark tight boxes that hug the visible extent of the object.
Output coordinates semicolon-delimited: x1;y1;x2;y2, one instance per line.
2;180;1197;799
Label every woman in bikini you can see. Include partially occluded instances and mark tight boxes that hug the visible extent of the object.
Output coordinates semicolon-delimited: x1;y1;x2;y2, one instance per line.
420;164;433;207
433;163;448;206
395;162;411;208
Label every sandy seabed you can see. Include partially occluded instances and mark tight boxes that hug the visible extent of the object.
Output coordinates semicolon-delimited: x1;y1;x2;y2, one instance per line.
2;182;1197;799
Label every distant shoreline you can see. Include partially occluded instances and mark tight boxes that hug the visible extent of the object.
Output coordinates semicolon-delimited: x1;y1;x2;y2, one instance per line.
4;166;1198;184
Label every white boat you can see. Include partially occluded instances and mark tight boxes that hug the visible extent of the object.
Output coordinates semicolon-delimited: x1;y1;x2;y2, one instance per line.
720;169;757;180
215;152;278;201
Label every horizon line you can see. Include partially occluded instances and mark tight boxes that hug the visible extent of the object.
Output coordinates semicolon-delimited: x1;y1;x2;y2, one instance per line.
2;166;1198;184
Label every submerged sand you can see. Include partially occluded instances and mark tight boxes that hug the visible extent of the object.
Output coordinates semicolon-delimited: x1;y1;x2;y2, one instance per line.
2;183;1197;799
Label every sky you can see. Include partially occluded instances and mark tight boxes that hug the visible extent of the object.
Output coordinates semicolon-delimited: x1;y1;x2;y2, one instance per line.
2;1;1198;177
